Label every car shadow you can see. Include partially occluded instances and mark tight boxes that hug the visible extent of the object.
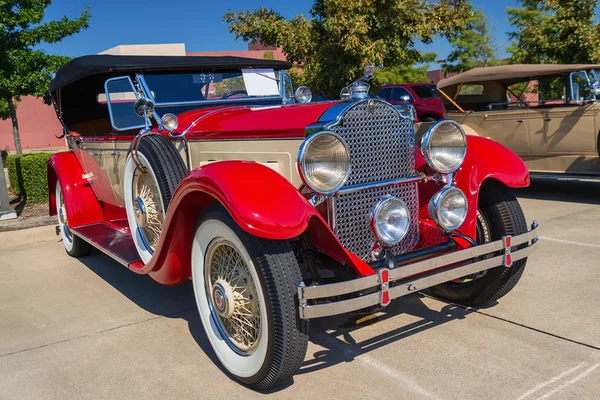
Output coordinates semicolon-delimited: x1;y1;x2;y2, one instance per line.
299;294;475;375
514;179;600;205
75;249;478;392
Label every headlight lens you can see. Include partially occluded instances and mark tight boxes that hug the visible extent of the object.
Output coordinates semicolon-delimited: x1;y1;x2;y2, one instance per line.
298;131;351;195
370;197;410;246
295;86;313;103
428;186;468;231
161;113;178;132
421;120;467;173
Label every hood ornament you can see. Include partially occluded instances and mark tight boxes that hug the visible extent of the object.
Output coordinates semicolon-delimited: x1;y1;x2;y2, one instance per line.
341;65;378;100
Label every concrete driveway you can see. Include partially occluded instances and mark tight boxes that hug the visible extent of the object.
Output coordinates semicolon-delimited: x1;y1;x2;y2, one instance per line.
0;180;599;399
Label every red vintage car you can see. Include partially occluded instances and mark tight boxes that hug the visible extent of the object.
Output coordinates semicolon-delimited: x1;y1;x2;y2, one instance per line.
377;83;446;122
47;55;539;390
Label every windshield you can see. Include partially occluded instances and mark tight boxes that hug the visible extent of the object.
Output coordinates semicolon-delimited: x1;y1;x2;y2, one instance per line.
143;69;281;106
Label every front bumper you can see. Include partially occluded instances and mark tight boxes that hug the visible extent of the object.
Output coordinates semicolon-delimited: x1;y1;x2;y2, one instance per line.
298;221;539;319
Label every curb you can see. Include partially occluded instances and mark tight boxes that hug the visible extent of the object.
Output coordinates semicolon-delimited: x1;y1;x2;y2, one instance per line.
0;225;58;248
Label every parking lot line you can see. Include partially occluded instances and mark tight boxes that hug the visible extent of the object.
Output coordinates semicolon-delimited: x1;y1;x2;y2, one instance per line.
538;236;600;249
516;362;586;400
534;363;600;400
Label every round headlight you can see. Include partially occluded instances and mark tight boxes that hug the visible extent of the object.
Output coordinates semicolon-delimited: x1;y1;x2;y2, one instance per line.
370;197;410;246
428;186;468;231
421;120;467;173
161;113;178;132
295;86;313;103
298;131;351;195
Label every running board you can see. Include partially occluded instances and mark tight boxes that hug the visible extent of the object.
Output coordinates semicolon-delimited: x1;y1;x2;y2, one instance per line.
70;223;141;267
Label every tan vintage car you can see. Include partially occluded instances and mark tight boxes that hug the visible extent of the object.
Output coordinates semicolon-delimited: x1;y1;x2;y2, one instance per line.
437;64;600;178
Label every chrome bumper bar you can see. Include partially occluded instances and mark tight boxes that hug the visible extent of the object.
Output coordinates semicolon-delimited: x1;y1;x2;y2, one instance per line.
298;221;539;319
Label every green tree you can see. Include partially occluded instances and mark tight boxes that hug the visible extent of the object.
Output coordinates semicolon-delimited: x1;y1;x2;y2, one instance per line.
442;9;498;73
507;0;600;64
0;1;90;154
224;0;472;98
373;52;436;90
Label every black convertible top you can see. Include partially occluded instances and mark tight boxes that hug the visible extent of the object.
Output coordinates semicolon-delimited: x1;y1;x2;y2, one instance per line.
50;54;292;92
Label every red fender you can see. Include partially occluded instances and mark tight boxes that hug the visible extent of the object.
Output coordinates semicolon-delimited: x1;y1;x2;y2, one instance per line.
47;151;104;227
132;161;373;285
454;136;529;239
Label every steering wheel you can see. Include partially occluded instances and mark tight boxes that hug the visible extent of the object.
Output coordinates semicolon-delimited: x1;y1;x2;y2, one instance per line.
221;90;248;99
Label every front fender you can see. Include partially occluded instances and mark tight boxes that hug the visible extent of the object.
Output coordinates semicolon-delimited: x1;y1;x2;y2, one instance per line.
136;161;372;285
454;135;530;239
47;151;103;227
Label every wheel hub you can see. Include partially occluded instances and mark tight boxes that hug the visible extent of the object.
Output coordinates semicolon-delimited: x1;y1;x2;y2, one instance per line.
212;280;235;319
133;197;147;228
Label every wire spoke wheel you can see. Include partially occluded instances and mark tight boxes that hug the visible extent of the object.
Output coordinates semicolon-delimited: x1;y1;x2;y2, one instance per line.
131;164;165;252
205;238;261;354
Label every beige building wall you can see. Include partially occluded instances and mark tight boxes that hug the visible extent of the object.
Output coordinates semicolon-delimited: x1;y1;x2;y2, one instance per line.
99;43;186;56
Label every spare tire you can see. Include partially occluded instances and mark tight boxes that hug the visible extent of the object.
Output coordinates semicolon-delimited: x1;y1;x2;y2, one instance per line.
124;134;187;263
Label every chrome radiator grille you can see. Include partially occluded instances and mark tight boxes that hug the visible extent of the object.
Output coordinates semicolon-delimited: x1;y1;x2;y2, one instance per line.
327;100;419;261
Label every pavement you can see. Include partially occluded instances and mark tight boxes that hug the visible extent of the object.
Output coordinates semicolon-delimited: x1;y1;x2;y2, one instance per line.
0;180;599;399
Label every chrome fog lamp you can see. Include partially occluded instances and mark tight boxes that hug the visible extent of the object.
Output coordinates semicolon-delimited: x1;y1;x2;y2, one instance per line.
370;197;410;246
161;113;178;132
298;131;351;195
421;120;467;173
429;186;468;232
295;86;313;103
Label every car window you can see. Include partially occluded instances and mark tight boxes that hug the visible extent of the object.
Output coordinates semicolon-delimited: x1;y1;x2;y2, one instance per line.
410;85;439;99
391;87;413;101
458;84;484;95
377;88;392;101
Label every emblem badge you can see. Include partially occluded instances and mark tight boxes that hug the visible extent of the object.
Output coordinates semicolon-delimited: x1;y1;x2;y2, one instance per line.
369;100;375;112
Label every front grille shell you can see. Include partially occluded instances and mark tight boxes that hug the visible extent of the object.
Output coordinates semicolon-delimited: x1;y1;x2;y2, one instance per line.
323;99;419;261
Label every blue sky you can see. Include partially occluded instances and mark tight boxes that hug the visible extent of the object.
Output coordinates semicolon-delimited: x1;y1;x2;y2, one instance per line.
36;0;536;68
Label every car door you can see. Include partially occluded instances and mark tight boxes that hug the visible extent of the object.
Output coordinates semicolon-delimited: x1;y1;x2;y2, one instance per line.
482;108;531;155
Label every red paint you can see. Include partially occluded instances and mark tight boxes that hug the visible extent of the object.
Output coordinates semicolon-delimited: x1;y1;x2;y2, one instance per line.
179;102;335;140
378;83;445;121
379;268;390;306
416;136;529;242
47;151;104;227
129;161;372;285
504;236;513;267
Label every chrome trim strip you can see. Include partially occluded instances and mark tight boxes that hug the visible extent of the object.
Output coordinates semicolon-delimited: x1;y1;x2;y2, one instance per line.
336;175;423;195
298;222;539;318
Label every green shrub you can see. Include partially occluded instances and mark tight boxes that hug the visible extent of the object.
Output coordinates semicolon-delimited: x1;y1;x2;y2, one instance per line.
6;153;52;203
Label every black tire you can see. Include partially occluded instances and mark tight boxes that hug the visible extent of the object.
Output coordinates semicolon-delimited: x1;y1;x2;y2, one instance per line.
68;236;92;258
428;180;528;306
423;116;439;122
125;134;187;261
193;207;309;390
129;134;187;209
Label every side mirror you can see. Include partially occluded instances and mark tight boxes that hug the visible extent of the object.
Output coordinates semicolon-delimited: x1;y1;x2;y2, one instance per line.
400;95;412;102
105;76;147;131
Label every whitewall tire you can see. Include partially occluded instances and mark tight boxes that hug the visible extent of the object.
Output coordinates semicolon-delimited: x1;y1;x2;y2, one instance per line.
56;180;90;257
123;134;187;264
191;207;308;390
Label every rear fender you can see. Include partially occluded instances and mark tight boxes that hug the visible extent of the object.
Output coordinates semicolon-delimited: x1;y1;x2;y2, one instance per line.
135;161;372;285
453;135;529;239
47;151;104;227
